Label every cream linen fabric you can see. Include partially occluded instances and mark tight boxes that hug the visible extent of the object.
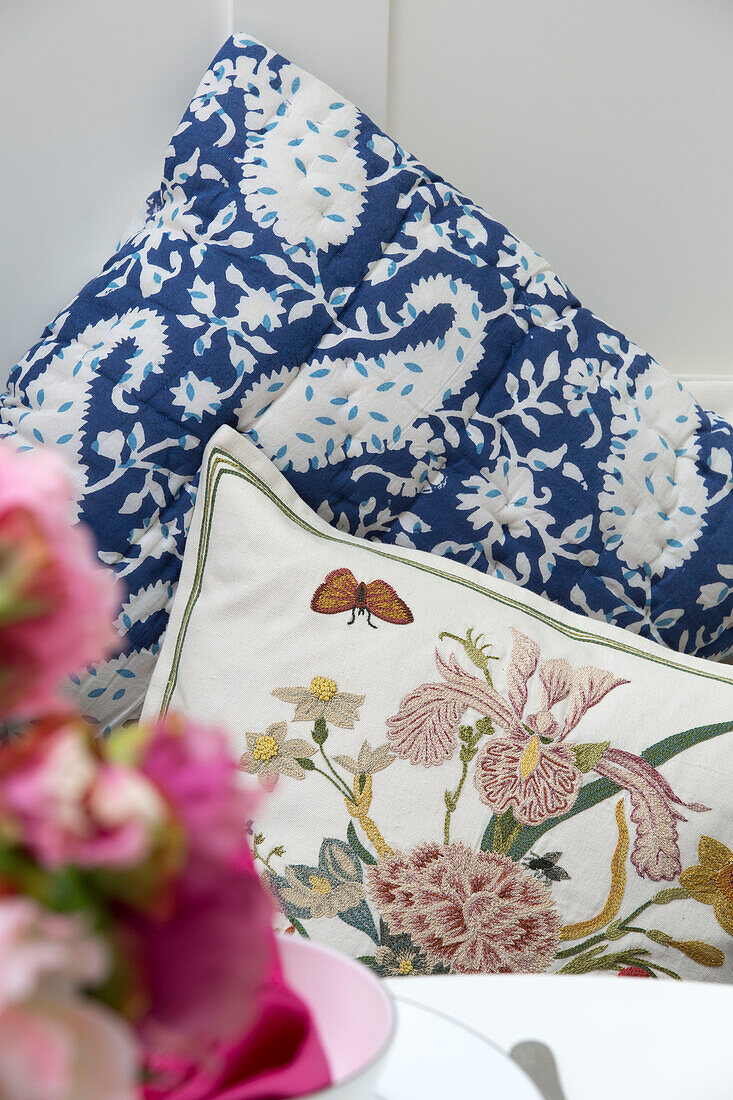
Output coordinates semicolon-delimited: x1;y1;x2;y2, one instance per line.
144;427;733;982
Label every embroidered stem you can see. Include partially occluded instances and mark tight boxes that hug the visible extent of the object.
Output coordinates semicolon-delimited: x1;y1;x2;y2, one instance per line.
443;722;489;844
311;764;355;800
559;799;629;942
443;759;469;844
345;773;392;858
318;744;354;801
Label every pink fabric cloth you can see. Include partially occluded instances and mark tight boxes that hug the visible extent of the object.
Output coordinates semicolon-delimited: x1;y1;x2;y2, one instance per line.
143;953;332;1100
142;840;332;1099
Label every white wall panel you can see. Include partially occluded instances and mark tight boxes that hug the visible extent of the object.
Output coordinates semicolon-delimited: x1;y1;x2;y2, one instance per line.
0;0;230;376
387;0;733;377
233;0;390;127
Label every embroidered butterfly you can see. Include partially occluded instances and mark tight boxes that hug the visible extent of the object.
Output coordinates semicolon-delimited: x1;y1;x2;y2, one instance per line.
310;568;414;629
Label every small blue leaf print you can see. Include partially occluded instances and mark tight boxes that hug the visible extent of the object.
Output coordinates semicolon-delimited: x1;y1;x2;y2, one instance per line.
113;689;126;701
291;76;301;93
319;154;337;162
33;429;44;443
401;384;414;396
355;363;368;377
393;425;401;443
37;388;44;406
117;669;135;678
295;158;306;175
88;688;106;698
56;434;72;445
371;434;382;449
645;476;655;494
326;214;345;222
310;368;330;378
316;416;336;426
296;432;314;444
370;411;388;422
348;406;358;421
58;401;73;412
315;187;331;197
330;101;344;109
404;362;422;373
377;382;394;392
305;385;313;401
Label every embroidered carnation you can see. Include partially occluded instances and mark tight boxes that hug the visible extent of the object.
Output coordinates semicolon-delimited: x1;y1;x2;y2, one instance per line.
368;841;561;974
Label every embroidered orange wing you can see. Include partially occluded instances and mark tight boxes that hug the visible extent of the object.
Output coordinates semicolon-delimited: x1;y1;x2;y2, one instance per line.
364;579;414;625
311;567;360;615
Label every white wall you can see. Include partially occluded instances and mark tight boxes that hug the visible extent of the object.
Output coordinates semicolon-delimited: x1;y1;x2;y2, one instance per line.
0;0;230;372
386;0;733;379
2;0;733;387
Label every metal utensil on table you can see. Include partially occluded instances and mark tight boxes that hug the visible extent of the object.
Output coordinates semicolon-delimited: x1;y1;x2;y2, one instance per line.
509;1040;567;1100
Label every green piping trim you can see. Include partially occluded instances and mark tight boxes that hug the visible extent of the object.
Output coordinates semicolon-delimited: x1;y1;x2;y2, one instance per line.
159;446;733;714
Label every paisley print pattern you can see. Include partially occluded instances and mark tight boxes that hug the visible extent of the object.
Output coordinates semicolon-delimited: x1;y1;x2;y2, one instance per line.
2;34;733;728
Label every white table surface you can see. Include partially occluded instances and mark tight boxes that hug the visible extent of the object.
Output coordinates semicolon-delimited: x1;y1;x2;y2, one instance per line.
386;974;732;1099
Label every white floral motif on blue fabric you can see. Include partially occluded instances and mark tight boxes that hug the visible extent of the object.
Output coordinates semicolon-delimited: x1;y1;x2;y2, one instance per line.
2;34;733;730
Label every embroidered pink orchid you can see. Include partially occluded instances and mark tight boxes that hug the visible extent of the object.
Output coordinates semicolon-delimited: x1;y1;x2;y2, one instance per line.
386;628;708;880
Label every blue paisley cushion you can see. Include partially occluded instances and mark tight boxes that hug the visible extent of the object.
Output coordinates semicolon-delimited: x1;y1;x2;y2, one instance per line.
142;428;733;981
3;34;733;729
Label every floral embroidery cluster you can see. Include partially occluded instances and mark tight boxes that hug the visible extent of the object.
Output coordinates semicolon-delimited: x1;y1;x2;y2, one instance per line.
240;629;733;979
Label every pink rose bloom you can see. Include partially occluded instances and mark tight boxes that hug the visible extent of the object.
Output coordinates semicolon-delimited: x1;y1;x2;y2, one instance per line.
118;716;275;1079
1;717;168;869
0;897;138;1099
0;442;120;719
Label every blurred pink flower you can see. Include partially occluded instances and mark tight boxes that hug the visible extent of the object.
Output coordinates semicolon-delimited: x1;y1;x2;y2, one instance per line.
0;442;120;719
1;718;167;869
121;716;274;1076
0;897;137;1099
369;841;560;974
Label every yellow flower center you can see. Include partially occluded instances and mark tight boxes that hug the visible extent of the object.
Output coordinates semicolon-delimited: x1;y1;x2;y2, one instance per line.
519;735;540;779
716;861;733;904
310;676;338;702
308;874;332;896
253;735;279;763
397;957;414;975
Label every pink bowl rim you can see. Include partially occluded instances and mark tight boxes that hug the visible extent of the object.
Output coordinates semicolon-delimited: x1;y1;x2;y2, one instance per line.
277;936;397;1099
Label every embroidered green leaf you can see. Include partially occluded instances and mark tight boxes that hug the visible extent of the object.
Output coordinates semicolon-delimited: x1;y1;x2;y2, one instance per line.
572;741;610;773
645;928;671;945
296;757;316;771
481;719;733;859
475;717;495;738
312;718;328;746
652;886;690;905
289;917;309;938
346;821;376;866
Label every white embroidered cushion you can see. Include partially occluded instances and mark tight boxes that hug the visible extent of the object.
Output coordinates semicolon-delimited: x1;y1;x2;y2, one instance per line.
143;426;733;981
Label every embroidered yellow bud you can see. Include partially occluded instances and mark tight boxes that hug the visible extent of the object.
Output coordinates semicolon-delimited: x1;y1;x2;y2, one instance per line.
519;735;540;779
308;874;332;896
397;957;414;975
310;676;338;702
253;735;280;763
669;939;725;967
